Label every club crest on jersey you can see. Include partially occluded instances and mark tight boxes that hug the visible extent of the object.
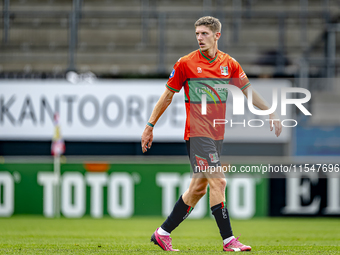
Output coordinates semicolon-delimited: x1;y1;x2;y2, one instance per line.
169;69;175;78
197;67;202;73
220;66;228;76
209;152;219;163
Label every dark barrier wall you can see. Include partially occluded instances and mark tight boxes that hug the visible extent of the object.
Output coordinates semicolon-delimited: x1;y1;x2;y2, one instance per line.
0;141;286;156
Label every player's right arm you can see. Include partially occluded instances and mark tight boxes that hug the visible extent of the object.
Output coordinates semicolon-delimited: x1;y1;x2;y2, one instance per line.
242;87;282;137
141;88;175;153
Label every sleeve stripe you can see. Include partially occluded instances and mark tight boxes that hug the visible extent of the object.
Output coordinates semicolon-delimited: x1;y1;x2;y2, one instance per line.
241;83;251;91
166;84;180;92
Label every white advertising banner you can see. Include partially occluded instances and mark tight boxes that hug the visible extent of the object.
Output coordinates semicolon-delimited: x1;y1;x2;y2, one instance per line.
0;79;292;142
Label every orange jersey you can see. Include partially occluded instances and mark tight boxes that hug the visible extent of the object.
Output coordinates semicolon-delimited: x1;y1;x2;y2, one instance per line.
166;49;251;140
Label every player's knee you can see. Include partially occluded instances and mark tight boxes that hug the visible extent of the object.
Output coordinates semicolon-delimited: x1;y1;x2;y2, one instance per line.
210;178;227;192
219;178;227;189
190;184;207;198
219;178;227;193
195;186;207;198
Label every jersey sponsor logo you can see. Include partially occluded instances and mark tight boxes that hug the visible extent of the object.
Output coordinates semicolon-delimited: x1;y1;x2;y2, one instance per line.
169;69;175;78
220;66;228;76
197;67;202;73
195;155;209;171
209;152;219;163
197;82;223;105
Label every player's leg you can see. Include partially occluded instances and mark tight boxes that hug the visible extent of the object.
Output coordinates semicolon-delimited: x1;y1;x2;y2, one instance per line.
161;176;208;234
206;171;251;252
185;136;231;240
206;172;226;206
204;135;251;252
159;139;209;231
151;176;208;251
151;139;208;251
206;175;233;240
182;175;208;207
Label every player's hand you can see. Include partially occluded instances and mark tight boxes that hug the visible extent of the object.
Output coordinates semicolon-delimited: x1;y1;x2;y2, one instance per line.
141;125;154;153
269;113;282;137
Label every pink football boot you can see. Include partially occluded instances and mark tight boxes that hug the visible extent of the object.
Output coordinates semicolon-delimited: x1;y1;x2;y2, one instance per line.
151;228;179;251
223;236;251;252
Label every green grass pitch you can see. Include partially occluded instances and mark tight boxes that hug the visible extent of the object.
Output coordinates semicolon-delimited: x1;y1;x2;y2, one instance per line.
0;216;339;254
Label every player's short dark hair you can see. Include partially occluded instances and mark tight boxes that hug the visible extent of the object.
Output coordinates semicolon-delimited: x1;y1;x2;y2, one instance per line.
194;16;221;33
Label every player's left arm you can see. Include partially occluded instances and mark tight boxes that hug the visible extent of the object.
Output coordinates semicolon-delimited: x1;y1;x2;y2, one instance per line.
242;87;282;137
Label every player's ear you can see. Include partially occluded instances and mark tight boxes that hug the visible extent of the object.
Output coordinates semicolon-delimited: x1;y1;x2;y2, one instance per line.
215;32;221;41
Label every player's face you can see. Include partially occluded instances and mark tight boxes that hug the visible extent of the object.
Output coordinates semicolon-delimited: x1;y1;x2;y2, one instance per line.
195;25;219;52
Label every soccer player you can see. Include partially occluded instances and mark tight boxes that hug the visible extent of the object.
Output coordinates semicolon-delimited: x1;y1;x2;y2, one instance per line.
141;16;282;252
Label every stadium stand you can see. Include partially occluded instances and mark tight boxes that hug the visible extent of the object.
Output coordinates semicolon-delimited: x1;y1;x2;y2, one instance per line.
1;0;339;78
